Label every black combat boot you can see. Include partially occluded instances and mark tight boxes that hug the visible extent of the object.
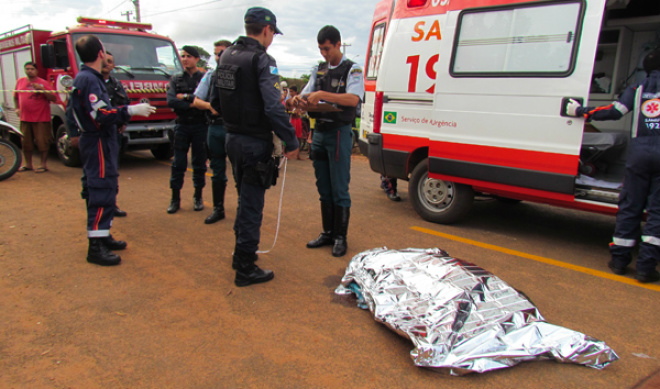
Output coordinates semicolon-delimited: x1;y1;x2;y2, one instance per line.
233;250;273;287
307;202;335;248
636;269;660;283
167;189;181;214
194;187;204;211
231;244;258;269
87;238;121;266
332;206;350;257
114;206;128;217
205;181;226;224
102;234;127;250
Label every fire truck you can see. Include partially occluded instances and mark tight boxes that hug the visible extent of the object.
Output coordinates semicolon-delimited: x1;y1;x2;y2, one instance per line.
0;17;182;166
360;0;660;223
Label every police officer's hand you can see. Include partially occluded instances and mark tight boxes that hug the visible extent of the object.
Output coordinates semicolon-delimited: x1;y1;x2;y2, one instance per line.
306;91;325;105
118;125;127;134
566;99;582;117
128;103;157;117
69;136;80;148
284;148;300;160
292;95;307;110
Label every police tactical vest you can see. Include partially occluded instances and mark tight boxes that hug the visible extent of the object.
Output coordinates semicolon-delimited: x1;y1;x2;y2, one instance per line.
106;77;129;107
308;60;357;124
172;72;206;123
216;41;273;140
208;68;223;120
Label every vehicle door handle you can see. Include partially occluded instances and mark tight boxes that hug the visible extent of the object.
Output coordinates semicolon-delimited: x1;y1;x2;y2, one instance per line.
560;97;584;117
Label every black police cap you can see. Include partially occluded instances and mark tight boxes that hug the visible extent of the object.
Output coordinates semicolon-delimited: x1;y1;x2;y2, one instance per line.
244;7;283;35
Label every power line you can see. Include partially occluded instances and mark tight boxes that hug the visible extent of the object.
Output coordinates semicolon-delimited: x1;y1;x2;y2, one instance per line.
104;0;130;17
143;0;222;18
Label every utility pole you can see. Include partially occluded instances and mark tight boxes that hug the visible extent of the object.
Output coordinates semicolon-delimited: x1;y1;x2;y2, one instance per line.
341;43;351;56
132;0;141;22
121;10;133;21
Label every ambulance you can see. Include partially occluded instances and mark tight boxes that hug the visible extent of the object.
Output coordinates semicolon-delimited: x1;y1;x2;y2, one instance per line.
0;17;182;166
360;0;660;223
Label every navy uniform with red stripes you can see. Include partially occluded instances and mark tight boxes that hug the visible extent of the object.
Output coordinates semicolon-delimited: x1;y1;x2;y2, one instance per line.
67;64;131;261
568;49;660;283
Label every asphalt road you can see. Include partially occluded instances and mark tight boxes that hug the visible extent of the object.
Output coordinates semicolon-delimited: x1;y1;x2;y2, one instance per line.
1;150;659;388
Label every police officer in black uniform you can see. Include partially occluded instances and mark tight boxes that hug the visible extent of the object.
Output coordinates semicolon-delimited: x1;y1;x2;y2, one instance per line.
215;7;299;287
567;48;660;283
102;51;130;217
66;35;155;266
166;46;208;214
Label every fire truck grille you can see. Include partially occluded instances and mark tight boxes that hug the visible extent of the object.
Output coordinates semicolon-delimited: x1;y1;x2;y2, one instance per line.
129;130;165;139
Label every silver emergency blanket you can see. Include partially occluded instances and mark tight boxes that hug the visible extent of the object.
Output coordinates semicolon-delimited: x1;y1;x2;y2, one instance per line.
335;248;619;375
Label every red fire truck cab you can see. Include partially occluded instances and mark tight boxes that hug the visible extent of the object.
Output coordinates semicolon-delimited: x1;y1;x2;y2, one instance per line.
0;17;183;166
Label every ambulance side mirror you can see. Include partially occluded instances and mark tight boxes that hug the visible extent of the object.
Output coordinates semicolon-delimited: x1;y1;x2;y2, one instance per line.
40;44;55;69
561;97;584;118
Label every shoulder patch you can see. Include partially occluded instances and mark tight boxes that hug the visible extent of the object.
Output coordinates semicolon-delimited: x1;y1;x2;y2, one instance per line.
350;68;363;75
270;66;279;75
275;82;281;90
89;94;98;103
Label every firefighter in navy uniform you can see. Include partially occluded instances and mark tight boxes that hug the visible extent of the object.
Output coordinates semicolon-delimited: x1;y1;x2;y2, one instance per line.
66;34;155;266
567;48;660;283
293;25;365;257
166;46;208;214
216;7;299;287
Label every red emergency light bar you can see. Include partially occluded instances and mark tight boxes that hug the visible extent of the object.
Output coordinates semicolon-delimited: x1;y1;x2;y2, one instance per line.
407;0;428;7
76;17;152;31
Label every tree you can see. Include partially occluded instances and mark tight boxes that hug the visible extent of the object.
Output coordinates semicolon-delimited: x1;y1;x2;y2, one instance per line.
188;45;211;69
300;74;310;83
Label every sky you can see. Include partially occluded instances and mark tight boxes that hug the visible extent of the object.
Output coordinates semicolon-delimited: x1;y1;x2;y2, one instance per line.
1;0;382;78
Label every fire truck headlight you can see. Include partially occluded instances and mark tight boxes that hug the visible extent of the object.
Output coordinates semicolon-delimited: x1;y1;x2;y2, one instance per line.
60;75;73;88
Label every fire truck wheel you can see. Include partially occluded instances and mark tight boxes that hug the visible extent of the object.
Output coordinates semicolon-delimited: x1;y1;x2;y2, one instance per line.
151;143;173;160
409;158;473;224
55;124;81;167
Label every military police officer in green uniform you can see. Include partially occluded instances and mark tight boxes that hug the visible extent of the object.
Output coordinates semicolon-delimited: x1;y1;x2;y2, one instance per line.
294;25;365;257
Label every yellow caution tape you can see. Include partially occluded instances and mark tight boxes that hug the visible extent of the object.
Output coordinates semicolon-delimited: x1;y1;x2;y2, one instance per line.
7;88;169;94
8;89;68;94
125;88;168;94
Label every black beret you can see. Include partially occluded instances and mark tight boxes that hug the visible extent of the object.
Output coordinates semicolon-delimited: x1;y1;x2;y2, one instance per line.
181;45;200;58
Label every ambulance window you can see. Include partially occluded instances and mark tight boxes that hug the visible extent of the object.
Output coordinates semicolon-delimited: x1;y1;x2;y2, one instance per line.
450;1;582;77
366;23;386;79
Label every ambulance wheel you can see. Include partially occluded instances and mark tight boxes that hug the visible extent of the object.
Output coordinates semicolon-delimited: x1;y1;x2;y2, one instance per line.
409;159;473;224
56;124;81;167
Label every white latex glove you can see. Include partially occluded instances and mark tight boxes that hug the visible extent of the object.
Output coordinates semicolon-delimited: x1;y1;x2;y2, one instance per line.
566;98;582;117
128;103;157;117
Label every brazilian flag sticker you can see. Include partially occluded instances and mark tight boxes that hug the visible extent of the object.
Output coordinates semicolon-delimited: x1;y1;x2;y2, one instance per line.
384;111;397;124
